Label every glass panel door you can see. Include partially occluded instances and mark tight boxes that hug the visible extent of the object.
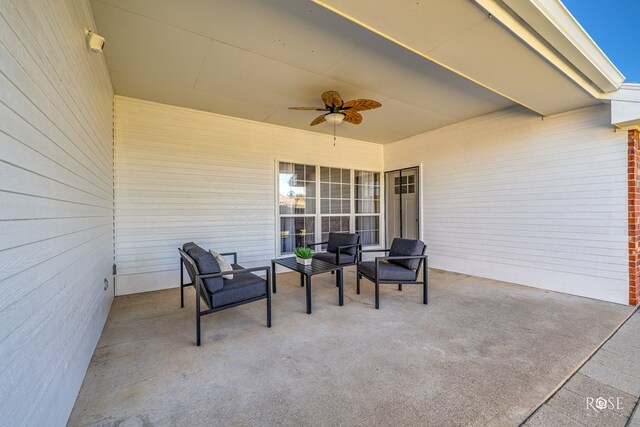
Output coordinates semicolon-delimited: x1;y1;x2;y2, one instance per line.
385;167;419;245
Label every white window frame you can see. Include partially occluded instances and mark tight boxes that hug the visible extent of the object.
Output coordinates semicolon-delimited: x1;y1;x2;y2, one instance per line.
275;160;382;257
354;170;382;247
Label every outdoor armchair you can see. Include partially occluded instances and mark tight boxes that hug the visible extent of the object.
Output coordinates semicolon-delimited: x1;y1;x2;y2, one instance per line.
356;238;428;309
306;232;361;287
179;243;271;346
306;232;361;266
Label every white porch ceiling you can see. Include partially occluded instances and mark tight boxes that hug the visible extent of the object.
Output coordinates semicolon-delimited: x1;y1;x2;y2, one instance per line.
90;0;601;144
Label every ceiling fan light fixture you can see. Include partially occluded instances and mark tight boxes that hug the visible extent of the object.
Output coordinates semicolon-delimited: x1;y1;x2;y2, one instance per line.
325;112;345;125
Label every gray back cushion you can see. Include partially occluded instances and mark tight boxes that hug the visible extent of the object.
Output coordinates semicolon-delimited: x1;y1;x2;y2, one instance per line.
389;238;425;270
327;232;359;256
185;244;224;293
183;242;198;253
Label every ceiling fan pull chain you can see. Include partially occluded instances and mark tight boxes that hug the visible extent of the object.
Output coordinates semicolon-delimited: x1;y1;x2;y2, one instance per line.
333;120;336;146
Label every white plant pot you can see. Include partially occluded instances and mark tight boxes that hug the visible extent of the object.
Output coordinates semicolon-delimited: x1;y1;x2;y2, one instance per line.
296;257;312;265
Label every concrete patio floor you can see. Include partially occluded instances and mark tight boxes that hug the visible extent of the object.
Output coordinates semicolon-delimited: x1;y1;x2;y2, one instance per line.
68;268;633;426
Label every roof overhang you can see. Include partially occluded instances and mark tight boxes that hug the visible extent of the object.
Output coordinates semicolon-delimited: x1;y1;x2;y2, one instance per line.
92;0;626;143
313;0;624;115
477;0;625;94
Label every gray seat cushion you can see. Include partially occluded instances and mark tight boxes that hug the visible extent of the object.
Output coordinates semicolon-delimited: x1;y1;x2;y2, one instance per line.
326;232;359;256
388;238;425;270
313;252;355;265
185;245;224;293
213;273;267;307
358;260;417;281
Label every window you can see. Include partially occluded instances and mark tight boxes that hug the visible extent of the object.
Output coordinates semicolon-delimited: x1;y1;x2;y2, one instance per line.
277;162;381;254
355;170;381;245
279;162;316;254
320;167;350;247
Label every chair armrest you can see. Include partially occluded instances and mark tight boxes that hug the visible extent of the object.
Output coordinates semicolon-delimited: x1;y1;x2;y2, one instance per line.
374;255;427;276
219;252;238;264
336;243;362;251
359;248;391;253
306;241;329;248
357;247;390;263
336;243;361;256
376;255;427;262
198;266;270;280
334;243;362;264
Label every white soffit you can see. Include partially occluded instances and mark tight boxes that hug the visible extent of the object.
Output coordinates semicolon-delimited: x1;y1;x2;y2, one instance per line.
480;0;624;93
313;0;619;116
91;0;514;144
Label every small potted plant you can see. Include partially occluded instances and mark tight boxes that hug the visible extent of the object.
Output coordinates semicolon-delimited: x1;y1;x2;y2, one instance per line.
294;247;313;265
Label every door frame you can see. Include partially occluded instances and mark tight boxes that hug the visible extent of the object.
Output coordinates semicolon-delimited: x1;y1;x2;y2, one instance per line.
384;165;422;247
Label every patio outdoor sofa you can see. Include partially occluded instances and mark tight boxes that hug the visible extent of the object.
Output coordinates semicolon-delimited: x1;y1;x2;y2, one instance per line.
179;242;271;346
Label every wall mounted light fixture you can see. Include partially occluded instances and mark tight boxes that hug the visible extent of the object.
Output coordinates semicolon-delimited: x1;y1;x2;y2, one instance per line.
85;29;105;52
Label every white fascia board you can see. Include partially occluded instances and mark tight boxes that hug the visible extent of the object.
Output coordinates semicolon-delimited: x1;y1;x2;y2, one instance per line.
604;84;640;128
477;0;624;94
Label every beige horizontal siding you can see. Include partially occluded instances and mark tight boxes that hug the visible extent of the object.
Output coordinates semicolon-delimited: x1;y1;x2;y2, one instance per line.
384;105;629;304
0;0;114;425
114;97;383;294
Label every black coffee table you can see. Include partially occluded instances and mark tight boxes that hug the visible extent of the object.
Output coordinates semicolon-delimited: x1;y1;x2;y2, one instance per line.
271;257;344;314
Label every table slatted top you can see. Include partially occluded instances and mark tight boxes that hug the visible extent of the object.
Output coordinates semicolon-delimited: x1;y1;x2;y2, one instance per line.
272;257;342;275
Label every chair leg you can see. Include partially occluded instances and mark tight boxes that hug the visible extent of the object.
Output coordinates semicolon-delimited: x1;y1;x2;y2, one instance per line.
335;270;339;287
398;284;402;291
300;273;304;287
423;260;428;305
196;281;201;346
375;280;380;309
266;269;272;328
196;313;201;346
180;259;184;308
356;273;361;295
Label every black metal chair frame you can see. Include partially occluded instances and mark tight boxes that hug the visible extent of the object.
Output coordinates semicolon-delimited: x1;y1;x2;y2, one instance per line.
305;239;361;287
356;247;428;309
179;248;271;346
306;234;361;281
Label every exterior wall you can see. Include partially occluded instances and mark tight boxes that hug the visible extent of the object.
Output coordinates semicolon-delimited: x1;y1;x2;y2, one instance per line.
384;105;629;304
629;129;640;305
0;0;114;425
114;97;383;295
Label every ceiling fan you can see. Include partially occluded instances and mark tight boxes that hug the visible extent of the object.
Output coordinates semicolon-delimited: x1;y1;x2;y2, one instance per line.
289;91;382;126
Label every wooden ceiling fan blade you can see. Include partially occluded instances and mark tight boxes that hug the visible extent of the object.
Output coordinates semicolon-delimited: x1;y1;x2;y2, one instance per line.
321;90;343;108
342;99;382;112
343;111;363;125
310;114;327;126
